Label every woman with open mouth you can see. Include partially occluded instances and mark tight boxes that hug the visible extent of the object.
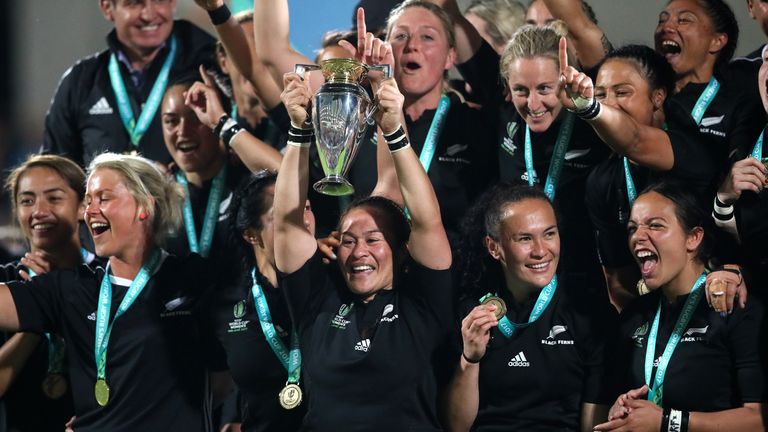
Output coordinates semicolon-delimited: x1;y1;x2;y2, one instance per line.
0;155;98;431
446;183;616;431
273;52;453;429
0;153;230;431
593;181;765;432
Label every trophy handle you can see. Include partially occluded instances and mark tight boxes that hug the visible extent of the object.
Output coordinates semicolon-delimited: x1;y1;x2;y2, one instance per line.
367;64;392;79
294;64;321;81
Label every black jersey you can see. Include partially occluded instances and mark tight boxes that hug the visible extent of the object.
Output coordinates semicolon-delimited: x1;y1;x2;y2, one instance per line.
457;278;616;431
6;253;226;432
613;289;766;411
0;261;74;432
347;92;498;239
41;21;216;167
212;272;305;432
278;252;454;431
585;156;649;269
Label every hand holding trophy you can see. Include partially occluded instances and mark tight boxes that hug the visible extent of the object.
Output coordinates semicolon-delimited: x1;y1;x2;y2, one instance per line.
293;7;393;196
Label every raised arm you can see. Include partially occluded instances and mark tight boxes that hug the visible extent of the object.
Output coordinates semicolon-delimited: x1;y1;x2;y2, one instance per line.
0;284;20;331
426;0;483;63
185;66;283;172
542;0;610;69
558;38;674;171
375;79;451;270
273;73;317;273
253;0;325;92
194;0;284;109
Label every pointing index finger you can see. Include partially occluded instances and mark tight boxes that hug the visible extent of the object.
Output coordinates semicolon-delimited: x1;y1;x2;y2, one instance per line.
356;7;367;61
559;36;568;76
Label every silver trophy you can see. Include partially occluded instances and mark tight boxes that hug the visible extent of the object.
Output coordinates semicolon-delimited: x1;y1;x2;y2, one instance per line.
295;59;391;196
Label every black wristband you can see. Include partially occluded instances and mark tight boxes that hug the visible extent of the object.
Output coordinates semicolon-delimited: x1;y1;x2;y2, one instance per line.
462;352;482;364
207;4;231;26
575;98;602;120
384;126;410;152
288;126;313;143
221;123;244;148
213;114;229;137
660;408;671;432
680;410;690;432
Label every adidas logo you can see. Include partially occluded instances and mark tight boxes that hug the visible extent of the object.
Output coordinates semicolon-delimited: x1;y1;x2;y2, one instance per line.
88;97;113;115
354;338;371;352
508;351;530;367
87;311;96;321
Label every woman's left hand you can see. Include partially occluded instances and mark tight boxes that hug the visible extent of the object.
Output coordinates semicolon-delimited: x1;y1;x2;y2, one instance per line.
594;398;662;431
558;37;595;112
374;78;405;135
185;65;227;130
705;266;747;315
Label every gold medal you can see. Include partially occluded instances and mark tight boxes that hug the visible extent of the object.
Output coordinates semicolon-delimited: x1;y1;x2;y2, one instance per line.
95;379;110;406
278;383;302;410
637;279;650;296
42;373;68;399
481;295;507;321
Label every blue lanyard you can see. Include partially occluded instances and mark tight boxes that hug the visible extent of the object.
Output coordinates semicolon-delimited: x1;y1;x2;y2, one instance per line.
623;157;638;206
482;275;558;338
176;166;228;258
108;36;178;147
751;126;766;159
524;113;575;201
418;94;451;173
690;77;720;126
251;269;301;383
645;272;706;405
95;249;162;382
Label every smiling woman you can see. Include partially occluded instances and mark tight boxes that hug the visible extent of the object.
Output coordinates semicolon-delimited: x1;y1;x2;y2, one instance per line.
447;183;616;431
595;181;766;432
0;153;230;431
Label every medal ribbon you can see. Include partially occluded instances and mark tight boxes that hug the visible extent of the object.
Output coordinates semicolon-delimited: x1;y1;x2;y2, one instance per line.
251;269;301;384
644;272;706;405
176;165;228;258
623;157;638;206
751;126;766;159
108;36;178;147
418;94;451;173
690;77;720;126
94;249;162;384
524;113;575;201
482;275;558;339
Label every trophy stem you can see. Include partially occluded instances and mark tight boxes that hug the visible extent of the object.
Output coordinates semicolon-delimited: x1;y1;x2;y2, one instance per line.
313;176;355;196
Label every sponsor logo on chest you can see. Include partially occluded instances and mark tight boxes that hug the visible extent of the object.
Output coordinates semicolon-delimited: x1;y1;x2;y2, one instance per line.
160;297;192;318
680;325;708;342
354;338;371;352
379;303;399;323
508;351;530;367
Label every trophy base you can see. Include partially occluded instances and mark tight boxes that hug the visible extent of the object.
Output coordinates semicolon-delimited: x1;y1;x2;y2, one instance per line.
313;176;354;196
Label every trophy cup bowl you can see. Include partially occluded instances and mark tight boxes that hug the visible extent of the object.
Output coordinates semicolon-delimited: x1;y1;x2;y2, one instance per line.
295;59;391;196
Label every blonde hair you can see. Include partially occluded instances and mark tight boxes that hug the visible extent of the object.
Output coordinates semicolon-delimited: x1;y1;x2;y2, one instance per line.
499;22;569;82
466;0;526;49
386;0;456;49
87;153;184;247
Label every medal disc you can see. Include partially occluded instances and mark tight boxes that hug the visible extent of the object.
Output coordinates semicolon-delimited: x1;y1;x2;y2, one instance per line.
42;373;68;399
637;279;649;296
278;383;303;410
481;296;507;321
94;379;110;406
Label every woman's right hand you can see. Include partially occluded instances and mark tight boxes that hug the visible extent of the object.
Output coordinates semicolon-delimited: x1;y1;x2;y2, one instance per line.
461;305;499;362
717;157;767;205
281;73;312;127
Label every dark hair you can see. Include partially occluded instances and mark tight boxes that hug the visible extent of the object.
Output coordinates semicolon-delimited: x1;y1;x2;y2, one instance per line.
227;170;278;270
5;154;86;217
635;180;713;262
601;44;676;96
338;195;411;252
456;183;556;296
